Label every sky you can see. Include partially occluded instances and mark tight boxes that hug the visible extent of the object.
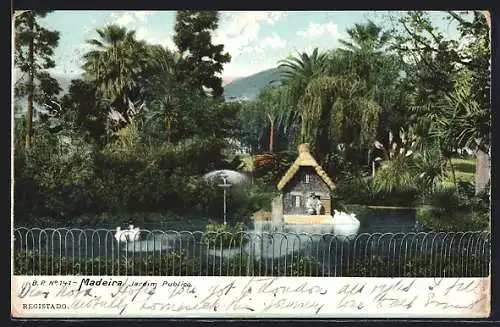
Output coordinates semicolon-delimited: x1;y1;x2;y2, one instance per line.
35;10;462;82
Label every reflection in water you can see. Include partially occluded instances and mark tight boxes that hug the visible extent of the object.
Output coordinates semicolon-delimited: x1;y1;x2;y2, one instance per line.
122;233;172;252
121;211;361;259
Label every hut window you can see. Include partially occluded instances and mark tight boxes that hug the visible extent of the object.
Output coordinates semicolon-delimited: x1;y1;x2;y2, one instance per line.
305;174;310;183
295;195;300;207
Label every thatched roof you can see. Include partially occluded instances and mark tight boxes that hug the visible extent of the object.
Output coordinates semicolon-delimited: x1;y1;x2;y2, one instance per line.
277;143;335;191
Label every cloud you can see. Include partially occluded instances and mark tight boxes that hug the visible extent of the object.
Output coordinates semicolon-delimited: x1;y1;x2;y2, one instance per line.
112;12;136;27
214;11;287;58
266;11;286;25
135;27;177;51
108;12;177;51
241;33;286;54
159;37;177;51
134;11;151;22
135;27;148;39
261;34;287;49
296;22;341;39
110;11;151;28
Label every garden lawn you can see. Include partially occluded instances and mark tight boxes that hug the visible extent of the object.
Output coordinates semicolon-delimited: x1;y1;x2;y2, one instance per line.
447;157;476;183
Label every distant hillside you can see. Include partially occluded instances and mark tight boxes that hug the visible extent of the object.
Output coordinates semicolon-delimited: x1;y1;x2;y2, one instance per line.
223;67;283;101
54;74;80;94
13;73;79;119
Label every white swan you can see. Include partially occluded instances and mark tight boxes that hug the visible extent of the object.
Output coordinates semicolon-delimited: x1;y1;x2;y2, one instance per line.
114;226;141;242
332;210;360;240
131;227;140;241
114;227;124;242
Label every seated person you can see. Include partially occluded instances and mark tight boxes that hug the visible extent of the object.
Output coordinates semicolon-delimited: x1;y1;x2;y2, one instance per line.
314;195;324;215
305;193;316;215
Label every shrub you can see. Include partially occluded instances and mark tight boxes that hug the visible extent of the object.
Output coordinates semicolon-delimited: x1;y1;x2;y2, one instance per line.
15;132;235;224
333;175;419;207
227;181;278;218
276;255;323;277
13;250;200;276
13;249;489;277
416;182;490;232
416;206;489;232
343;252;489;277
201;222;250;248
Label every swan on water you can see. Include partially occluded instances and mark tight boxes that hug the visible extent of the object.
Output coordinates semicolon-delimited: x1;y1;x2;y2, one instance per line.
115;225;141;242
332;210;360;239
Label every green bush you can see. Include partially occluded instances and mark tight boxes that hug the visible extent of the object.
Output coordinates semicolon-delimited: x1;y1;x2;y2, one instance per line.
13;250;489;277
416;206;489;232
13;250;200;276
201;222;250;248
276;255;323;277
227;181;278;218
332;172;375;206
343;252;489;277
14;130;236;224
416;182;490;232
333;175;420;207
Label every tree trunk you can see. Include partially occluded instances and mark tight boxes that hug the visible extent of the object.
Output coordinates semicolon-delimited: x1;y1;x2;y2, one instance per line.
268;115;274;153
475;149;490;195
475;12;491;196
166;116;171;144
25;16;35;149
447;157;457;187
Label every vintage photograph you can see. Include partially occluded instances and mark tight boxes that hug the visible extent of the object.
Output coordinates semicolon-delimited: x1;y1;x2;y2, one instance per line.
13;10;491;279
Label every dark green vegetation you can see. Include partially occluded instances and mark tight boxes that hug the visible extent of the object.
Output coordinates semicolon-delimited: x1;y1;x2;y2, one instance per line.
14;11;490;232
14;248;489;277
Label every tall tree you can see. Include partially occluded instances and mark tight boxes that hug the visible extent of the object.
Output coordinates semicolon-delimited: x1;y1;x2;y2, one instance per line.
141;46;184;143
173;11;231;97
298;75;380;163
60;79;107;146
336;20;406;146
257;86;289;153
82;24;147;119
394;11;490;193
14;10;61;149
277;48;329;138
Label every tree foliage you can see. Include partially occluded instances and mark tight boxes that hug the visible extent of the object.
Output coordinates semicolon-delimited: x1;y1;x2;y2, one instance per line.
82;24;148;117
173;11;231;97
13;11;490;230
14;10;62;148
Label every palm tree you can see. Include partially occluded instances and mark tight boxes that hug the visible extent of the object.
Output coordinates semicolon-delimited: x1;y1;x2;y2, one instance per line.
82;25;147;116
278;48;329;85
339;20;391;53
431;77;490;193
336;20;407;148
277;48;330;139
140;45;185;143
337;20;391;84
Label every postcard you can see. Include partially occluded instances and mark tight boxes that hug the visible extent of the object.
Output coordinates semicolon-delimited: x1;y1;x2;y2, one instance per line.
11;9;491;318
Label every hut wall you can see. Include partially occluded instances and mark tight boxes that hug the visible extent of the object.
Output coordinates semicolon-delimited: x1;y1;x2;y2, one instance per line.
282;166;330;215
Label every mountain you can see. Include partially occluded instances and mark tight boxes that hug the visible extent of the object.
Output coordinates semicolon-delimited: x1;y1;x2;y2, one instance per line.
54;74;78;94
16;68;282;109
13;73;79;119
223;67;283;101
